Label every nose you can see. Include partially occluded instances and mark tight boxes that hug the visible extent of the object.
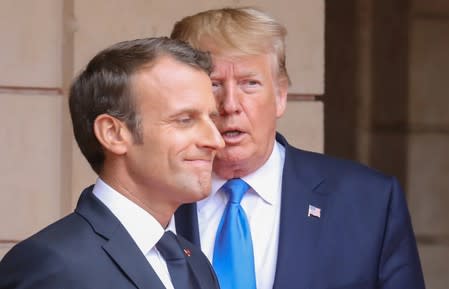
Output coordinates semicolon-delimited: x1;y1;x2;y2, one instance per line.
200;117;225;150
217;82;241;115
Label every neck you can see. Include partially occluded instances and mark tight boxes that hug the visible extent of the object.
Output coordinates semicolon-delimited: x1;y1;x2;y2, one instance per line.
99;173;174;227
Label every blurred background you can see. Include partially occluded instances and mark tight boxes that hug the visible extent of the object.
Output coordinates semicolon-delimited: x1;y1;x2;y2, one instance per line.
0;1;447;288
325;2;449;289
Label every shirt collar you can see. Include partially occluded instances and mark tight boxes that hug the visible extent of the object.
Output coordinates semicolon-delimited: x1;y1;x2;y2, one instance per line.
209;140;285;205
92;178;176;255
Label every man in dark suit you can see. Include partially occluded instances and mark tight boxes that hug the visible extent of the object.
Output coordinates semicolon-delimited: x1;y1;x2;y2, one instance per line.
171;7;426;289
0;37;223;289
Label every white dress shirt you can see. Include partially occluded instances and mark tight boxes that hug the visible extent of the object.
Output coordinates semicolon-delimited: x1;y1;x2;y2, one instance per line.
92;179;177;289
197;140;285;289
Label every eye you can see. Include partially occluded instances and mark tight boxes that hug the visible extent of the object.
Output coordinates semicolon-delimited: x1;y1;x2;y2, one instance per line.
211;80;223;92
245;79;260;86
177;116;193;126
240;79;261;92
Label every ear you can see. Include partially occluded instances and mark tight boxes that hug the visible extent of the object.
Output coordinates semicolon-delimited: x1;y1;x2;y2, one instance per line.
275;77;289;118
93;114;131;156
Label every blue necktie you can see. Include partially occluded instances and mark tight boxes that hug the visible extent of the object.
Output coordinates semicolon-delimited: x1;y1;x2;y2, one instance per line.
213;178;257;289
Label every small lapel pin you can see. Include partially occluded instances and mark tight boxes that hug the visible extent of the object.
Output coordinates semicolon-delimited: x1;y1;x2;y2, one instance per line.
183;248;192;257
308;204;321;218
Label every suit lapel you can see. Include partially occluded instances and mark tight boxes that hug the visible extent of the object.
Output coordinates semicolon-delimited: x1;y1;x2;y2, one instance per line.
273;134;329;289
75;187;165;289
103;231;165;289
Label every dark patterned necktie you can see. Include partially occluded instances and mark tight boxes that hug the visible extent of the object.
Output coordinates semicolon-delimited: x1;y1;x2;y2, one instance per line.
156;231;196;289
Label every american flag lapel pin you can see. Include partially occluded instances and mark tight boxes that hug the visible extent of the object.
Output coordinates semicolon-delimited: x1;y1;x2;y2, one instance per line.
183;248;192;257
308;204;321;218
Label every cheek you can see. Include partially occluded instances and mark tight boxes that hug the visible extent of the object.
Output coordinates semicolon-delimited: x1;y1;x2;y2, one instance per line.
247;98;278;136
166;133;196;159
250;97;278;120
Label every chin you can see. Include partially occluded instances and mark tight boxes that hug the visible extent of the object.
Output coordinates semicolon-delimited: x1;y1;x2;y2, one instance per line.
214;151;249;172
197;178;212;198
217;143;254;162
197;188;212;201
184;189;210;204
183;176;212;203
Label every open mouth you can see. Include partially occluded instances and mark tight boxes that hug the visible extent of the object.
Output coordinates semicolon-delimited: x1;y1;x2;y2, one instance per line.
221;129;245;144
222;130;243;137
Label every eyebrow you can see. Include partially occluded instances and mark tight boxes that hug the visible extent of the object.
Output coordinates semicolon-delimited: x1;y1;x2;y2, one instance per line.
238;71;259;77
210;71;259;78
169;108;218;119
169;108;198;118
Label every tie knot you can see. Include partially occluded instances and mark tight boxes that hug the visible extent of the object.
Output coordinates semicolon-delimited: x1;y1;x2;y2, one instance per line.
222;178;250;204
156;231;184;261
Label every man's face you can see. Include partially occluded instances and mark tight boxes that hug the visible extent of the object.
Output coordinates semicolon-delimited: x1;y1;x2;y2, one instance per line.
125;56;224;210
209;53;288;179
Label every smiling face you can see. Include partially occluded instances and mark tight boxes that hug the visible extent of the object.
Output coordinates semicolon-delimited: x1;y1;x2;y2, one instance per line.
122;56;224;213
209;53;288;179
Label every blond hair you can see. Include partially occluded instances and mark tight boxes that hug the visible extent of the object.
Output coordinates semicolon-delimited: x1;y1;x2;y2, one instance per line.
171;7;290;83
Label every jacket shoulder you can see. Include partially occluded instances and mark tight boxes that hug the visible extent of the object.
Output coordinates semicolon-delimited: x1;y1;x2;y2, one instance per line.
0;213;87;288
286;143;393;184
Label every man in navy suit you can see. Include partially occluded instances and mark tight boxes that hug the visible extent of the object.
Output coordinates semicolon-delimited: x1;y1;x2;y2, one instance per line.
0;37;223;289
171;7;426;289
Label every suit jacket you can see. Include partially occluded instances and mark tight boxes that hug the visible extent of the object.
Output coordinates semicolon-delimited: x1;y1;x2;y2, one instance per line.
175;133;425;289
0;186;220;289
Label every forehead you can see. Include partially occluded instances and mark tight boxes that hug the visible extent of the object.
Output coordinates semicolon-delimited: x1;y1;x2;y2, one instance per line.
132;56;199;90
131;56;215;111
210;53;276;78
